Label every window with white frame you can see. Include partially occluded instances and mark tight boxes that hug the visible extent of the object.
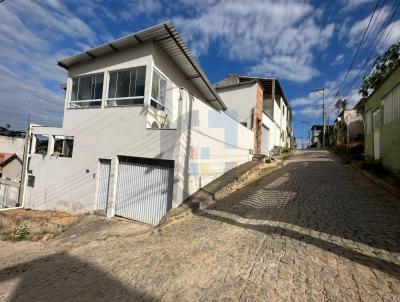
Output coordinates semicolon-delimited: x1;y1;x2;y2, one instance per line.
151;69;167;110
383;83;400;125
70;74;103;108
52;136;74;158
34;135;49;156
107;66;146;107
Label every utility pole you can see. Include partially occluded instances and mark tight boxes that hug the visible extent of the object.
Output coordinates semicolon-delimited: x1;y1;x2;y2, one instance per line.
18;124;31;207
301;121;311;149
310;88;325;147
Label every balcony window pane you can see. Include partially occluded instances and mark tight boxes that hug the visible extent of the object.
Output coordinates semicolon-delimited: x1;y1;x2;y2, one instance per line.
77;76;92;100
108;72;117;99
116;70;130;98
93;74;103;99
134;66;146;97
69;73;103;108
107;66;146;107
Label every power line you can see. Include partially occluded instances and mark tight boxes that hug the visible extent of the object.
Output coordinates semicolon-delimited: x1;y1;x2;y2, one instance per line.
345;0;400;96
328;0;381;106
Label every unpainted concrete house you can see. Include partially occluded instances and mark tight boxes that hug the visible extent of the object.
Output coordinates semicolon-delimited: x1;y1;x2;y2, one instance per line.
23;22;254;225
215;75;293;155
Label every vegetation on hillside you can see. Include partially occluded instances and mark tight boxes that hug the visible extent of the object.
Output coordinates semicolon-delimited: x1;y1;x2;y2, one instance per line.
359;42;400;97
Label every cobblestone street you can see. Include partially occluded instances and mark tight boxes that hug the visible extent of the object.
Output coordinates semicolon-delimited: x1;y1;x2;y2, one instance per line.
1;150;400;301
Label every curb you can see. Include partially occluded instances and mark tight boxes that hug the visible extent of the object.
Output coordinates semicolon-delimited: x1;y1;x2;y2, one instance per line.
350;163;400;200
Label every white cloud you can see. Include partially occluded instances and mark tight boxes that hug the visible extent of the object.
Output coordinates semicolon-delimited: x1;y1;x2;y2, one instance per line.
345;5;391;48
331;53;345;66
340;0;376;11
379;19;400;50
120;0;162;21
173;0;335;83
251;55;319;83
291;95;321;107
0;0;111;129
299;107;322;118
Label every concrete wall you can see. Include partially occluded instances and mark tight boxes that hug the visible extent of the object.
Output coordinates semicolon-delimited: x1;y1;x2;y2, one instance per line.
364;66;400;177
176;90;253;200
344;110;364;141
25;41;253;215
0;136;24;156
262;113;276;152
217;83;257;129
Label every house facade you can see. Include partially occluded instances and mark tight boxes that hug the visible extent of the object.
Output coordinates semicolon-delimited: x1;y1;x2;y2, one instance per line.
361;65;400;176
23;22;254;225
328;109;364;147
0;154;22;182
216;75;293;156
310;125;323;148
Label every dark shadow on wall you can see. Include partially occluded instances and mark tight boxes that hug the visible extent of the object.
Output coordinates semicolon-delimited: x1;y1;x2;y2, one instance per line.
0;252;156;302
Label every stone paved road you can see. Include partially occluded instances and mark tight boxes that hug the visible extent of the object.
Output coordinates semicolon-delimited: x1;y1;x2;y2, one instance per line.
1;150;400;301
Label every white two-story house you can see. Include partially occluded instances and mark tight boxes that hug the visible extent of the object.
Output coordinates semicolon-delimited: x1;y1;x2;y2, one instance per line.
216;75;293;155
23;22;254;225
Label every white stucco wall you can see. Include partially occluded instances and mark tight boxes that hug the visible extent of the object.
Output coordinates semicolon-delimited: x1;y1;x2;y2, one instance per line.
217;84;257;128
0;136;24;156
262;113;276;152
25;41;253;216
176;90;253;200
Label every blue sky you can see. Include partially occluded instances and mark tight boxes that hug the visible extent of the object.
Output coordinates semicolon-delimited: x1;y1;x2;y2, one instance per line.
1;0;399;145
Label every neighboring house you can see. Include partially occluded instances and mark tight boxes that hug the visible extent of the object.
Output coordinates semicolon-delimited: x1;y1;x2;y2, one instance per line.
0;131;24;181
328;109;364;147
215;75;294;155
0;154;22;182
0;132;24;157
23;22;254;225
310;125;323;148
357;64;400;177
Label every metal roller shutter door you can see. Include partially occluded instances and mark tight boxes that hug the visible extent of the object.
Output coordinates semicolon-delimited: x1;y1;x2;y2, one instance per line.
115;156;174;225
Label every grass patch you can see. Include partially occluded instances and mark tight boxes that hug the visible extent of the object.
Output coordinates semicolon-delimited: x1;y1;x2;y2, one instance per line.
0;209;78;241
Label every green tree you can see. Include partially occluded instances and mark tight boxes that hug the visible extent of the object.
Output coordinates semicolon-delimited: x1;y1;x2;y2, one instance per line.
359;42;400;97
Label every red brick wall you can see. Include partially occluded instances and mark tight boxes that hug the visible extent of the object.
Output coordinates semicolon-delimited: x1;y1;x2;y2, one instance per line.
253;83;264;154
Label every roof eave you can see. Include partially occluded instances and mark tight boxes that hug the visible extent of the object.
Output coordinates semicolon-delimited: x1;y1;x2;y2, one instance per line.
57;21;226;111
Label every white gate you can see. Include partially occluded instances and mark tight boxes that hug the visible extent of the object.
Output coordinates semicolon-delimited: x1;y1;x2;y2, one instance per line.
261;126;269;155
96;159;111;212
115;156;174;225
0;179;20;209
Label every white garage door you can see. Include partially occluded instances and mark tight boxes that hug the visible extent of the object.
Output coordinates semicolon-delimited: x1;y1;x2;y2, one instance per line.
115;156;174;225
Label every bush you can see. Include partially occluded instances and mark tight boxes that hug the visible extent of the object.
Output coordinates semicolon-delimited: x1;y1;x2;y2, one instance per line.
13;224;30;241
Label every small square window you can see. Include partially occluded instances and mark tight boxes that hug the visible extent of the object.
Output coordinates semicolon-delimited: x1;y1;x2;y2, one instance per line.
35;135;49;156
53;136;74;158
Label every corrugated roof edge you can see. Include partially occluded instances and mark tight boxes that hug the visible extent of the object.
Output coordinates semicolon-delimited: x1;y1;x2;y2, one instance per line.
239;75;290;108
57;21;226;110
215;79;261;90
